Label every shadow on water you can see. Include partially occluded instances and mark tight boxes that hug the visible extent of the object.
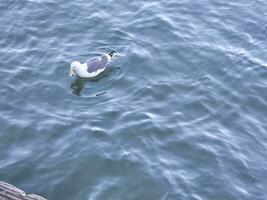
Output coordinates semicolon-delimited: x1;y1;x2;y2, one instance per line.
70;66;120;96
71;78;85;96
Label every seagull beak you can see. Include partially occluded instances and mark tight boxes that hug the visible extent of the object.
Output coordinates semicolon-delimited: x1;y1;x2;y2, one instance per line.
69;68;74;77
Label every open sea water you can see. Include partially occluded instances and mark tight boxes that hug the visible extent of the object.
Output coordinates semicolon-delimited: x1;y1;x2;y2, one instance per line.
1;0;267;199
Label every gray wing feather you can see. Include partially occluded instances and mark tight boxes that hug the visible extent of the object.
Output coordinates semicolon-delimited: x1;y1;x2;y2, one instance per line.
86;55;109;73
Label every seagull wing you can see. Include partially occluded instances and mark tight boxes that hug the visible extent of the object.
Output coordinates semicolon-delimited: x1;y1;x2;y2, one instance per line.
85;55;110;73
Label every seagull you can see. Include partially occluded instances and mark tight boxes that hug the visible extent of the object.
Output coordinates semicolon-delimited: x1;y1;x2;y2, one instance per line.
69;51;116;78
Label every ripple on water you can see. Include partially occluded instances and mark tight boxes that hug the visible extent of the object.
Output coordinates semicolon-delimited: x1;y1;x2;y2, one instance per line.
1;0;267;199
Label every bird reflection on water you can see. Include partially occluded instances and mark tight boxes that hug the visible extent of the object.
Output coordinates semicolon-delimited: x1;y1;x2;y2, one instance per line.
70;66;119;96
70;78;85;96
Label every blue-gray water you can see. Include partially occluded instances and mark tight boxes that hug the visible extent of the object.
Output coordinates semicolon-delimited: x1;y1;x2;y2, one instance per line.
1;0;267;199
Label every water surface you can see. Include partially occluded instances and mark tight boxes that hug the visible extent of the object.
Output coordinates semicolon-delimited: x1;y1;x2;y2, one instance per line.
0;0;267;199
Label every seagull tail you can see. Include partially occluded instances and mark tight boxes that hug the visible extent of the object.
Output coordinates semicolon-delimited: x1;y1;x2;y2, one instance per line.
109;50;116;57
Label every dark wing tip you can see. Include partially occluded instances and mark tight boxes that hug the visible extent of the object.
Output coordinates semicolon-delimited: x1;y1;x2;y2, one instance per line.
109;50;116;57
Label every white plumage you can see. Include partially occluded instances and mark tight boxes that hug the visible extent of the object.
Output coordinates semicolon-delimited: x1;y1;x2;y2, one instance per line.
69;51;116;78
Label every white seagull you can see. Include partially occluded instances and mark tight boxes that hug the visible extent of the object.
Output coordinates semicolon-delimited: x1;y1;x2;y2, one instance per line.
69;51;116;78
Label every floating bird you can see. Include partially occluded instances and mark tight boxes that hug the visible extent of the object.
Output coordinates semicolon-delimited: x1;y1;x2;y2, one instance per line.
69;51;116;78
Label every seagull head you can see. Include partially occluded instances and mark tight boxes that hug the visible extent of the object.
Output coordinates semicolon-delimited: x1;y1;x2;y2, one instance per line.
69;61;82;77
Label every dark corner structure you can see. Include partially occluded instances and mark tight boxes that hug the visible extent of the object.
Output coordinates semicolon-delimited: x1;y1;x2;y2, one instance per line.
0;181;47;200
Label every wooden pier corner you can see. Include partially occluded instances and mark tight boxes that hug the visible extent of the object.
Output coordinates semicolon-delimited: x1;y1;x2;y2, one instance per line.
0;181;47;200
